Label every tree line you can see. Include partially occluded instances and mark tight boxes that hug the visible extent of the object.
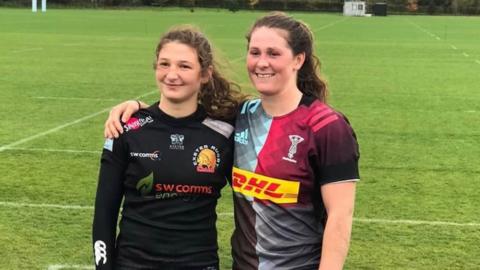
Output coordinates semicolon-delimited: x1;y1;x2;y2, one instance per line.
1;0;479;14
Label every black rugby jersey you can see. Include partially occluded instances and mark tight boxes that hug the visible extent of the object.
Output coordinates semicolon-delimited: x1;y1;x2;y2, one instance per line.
92;102;234;270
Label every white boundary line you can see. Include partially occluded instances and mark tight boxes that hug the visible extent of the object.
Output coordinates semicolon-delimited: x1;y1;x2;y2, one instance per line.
313;17;349;33
5;147;101;154
0;201;93;210
1;201;478;227
230;56;244;63
0;91;156;153
48;265;93;270
12;48;43;53
354;217;480;227
62;43;84;47
406;19;478;66
0;110;109;152
33;96;120;102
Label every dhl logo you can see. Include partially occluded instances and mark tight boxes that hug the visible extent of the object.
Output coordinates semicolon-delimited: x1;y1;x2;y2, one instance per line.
232;167;300;204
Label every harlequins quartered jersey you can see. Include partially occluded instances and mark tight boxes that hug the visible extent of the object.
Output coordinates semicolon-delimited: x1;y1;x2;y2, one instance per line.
231;95;360;270
92;103;234;270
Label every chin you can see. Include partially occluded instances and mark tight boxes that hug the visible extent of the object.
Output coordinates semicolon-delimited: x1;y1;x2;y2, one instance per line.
256;88;278;96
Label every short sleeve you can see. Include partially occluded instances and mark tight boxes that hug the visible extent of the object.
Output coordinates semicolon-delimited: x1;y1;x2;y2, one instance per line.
312;113;360;185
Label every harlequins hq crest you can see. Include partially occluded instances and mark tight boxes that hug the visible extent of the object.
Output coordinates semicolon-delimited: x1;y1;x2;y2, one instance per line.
282;135;304;163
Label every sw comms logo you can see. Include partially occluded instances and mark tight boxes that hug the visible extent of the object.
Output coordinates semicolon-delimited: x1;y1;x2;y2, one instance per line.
232;167;300;204
130;151;161;161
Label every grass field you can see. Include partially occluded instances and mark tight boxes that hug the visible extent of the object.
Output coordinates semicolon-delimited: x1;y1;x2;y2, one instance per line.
0;7;479;270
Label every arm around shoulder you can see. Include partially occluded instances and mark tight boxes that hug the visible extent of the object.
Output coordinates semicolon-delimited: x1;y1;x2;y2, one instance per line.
104;100;147;138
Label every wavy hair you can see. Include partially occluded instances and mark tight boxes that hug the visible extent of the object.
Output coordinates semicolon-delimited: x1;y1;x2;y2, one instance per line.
154;26;243;121
246;12;328;102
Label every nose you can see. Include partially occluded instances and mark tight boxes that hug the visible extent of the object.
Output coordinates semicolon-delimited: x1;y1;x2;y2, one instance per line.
256;55;269;69
165;67;179;81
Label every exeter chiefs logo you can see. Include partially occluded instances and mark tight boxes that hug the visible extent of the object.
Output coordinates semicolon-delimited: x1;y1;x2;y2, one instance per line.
192;145;220;173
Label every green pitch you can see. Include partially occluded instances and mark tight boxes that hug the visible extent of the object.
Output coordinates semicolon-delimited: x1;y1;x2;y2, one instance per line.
0;7;479;270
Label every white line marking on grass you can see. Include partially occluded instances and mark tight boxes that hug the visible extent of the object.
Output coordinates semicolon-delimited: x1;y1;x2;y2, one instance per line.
408;20;439;40
0;201;94;210
0;111;109;153
313;17;348;33
62;43;83;47
406;19;478;65
33;96;119;102
6;147;101;154
230;56;244;63
2;201;480;227
354;218;480;227
12;48;43;53
48;265;94;270
0;90;156;153
106;37;124;41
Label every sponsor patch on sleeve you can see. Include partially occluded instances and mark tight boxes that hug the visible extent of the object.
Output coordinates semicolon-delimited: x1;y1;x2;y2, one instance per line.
103;138;113;152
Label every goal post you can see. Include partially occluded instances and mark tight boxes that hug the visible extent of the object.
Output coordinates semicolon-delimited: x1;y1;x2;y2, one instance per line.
32;0;47;12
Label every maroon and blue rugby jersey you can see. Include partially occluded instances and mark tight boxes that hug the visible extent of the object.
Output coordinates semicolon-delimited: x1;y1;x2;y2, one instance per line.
231;95;360;270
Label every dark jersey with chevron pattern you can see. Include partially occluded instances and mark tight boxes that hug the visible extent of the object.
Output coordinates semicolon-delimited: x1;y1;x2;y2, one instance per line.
92;102;233;270
231;95;360;270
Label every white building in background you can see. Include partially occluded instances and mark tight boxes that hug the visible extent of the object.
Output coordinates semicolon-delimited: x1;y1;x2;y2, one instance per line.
343;0;366;16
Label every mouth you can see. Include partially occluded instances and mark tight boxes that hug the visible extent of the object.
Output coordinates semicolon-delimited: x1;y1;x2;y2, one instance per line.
254;73;275;78
163;82;183;87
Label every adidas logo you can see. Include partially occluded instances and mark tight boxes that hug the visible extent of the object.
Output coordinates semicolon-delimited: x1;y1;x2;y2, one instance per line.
234;129;249;145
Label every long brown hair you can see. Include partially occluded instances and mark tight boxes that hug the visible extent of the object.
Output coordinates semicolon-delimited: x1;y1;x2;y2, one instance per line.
246;12;328;102
154;26;243;121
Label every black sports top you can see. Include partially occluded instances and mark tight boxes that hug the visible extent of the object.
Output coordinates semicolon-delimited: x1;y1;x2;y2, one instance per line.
92;102;234;270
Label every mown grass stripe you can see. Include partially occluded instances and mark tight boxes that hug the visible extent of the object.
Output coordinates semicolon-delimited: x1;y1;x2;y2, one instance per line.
47;265;94;270
2;201;478;227
8;148;101;154
0;90;157;153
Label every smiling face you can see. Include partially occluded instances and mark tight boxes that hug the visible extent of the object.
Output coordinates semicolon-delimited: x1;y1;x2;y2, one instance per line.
155;41;209;105
246;27;304;97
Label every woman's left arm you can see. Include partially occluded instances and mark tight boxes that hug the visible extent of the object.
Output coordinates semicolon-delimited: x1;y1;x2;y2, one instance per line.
318;181;357;270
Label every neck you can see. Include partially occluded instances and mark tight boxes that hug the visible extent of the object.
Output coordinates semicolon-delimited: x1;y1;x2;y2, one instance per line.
158;97;198;118
261;88;303;117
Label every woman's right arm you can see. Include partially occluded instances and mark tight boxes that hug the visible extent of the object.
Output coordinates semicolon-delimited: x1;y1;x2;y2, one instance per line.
104;100;147;138
92;137;128;270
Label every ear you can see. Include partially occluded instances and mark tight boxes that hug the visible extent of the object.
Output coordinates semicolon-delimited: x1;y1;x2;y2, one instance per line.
201;65;213;84
293;52;306;71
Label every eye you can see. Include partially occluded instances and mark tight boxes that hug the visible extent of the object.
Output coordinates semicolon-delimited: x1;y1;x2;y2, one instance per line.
267;50;280;57
248;49;260;56
157;62;169;68
179;64;192;70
